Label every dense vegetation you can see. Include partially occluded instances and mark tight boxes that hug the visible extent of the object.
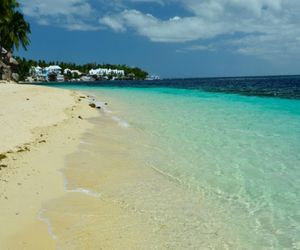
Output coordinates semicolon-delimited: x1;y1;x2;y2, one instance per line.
0;0;31;51
16;57;149;81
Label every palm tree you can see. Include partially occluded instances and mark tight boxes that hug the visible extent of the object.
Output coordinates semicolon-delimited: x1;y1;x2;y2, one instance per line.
0;0;30;51
0;0;11;16
0;0;19;23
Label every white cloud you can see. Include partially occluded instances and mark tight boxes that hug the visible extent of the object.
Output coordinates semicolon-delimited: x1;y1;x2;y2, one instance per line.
129;0;164;4
100;16;126;32
182;0;283;17
101;9;234;42
19;0;300;60
21;0;92;17
99;0;300;59
177;44;217;53
20;0;99;31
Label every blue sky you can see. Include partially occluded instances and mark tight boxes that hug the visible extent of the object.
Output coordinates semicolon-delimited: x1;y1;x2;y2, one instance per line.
17;0;300;78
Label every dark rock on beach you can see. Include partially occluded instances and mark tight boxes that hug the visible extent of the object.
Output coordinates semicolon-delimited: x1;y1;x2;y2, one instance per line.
0;154;7;161
17;146;30;153
0;164;8;170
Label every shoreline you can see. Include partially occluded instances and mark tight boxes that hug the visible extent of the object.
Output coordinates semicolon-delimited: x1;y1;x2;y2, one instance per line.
0;84;99;249
1;82;297;248
37;90;244;249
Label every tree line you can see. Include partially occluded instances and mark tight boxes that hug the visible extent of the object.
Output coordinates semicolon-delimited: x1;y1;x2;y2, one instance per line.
15;57;149;81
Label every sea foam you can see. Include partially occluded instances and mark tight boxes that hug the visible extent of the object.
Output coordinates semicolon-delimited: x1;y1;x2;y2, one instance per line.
38;209;58;240
111;116;130;128
62;172;101;198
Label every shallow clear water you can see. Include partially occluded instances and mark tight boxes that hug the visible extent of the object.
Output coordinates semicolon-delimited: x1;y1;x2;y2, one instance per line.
43;79;300;249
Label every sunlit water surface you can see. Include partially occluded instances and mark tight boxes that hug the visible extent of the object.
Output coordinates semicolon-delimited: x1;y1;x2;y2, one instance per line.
41;78;300;249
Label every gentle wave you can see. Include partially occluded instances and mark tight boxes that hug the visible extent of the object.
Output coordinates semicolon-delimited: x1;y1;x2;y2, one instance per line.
38;209;58;240
89;96;129;127
111;115;130;128
66;187;101;198
62;172;101;198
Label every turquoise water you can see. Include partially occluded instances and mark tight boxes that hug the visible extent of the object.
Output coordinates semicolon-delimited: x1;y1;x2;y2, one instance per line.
53;84;300;249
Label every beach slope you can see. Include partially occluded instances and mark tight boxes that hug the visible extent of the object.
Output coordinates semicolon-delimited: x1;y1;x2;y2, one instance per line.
0;84;98;249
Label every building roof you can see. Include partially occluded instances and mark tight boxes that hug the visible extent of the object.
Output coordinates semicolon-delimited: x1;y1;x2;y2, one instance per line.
47;65;62;70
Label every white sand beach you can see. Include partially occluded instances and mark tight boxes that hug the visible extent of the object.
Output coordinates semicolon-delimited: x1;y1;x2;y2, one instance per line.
0;84;99;249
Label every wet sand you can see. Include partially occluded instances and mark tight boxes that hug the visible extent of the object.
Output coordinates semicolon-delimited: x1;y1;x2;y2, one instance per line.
39;113;243;249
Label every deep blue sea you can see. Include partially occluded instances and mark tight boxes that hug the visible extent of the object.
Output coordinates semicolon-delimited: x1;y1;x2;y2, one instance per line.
41;75;300;249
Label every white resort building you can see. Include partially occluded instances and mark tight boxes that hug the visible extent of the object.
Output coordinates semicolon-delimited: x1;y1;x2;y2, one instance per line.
29;66;47;81
64;68;82;76
28;65;127;82
45;65;62;75
29;65;64;82
89;68;125;77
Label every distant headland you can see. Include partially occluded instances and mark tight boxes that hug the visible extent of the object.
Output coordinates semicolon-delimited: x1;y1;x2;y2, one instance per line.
16;57;150;83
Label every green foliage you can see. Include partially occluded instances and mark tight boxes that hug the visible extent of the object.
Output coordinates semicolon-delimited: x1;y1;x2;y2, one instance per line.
47;72;57;82
15;56;31;81
64;70;72;81
0;0;31;51
0;0;18;17
73;72;81;79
